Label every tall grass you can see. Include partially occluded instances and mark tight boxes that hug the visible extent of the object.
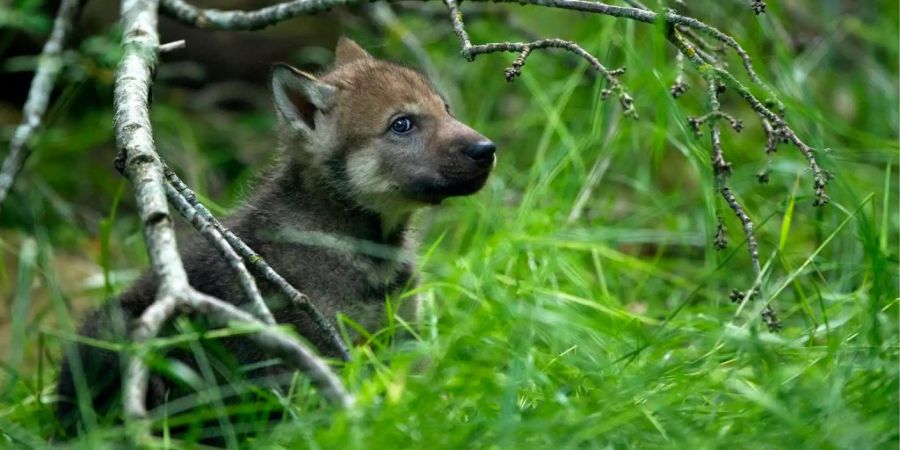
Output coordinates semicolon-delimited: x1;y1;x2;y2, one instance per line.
0;1;897;448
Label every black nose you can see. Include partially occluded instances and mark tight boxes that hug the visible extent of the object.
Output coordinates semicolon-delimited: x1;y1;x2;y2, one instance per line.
462;141;496;167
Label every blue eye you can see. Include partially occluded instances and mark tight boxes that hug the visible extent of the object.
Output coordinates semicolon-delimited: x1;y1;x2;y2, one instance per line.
390;116;414;134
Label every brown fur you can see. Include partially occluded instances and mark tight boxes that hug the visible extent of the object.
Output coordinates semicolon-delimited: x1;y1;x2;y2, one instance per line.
55;38;496;434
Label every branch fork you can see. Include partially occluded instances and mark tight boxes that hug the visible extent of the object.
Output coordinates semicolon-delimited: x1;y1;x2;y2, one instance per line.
112;0;352;426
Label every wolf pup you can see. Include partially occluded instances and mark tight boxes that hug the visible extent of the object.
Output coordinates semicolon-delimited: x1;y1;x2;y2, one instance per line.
56;37;496;430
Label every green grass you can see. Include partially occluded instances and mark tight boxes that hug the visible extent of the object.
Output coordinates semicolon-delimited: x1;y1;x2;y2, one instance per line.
1;1;897;449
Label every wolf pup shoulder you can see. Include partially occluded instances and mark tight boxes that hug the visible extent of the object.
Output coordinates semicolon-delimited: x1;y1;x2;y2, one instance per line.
56;37;496;430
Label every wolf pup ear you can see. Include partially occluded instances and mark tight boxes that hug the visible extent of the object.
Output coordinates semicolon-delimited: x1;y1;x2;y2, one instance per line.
334;37;372;67
271;63;336;138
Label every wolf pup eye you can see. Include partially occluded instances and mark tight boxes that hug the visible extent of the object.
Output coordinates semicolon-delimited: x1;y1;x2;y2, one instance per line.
390;116;414;134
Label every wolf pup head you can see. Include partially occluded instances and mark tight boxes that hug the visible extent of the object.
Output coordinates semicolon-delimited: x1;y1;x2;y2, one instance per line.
272;37;496;213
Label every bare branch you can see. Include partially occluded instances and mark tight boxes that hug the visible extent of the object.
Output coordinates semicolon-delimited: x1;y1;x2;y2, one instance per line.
114;0;187;297
0;0;83;209
443;0;639;114
688;111;743;136
714;67;830;206
680;28;725;63
124;287;354;420
699;73;781;332
667;26;829;206
164;182;275;325
160;0;339;30
715;131;781;333
123;294;179;419
670;51;688;98
158;39;186;53
160;0;762;86
164;168;352;360
756;118;778;183
718;183;759;273
476;38;635;116
619;0;722;68
114;0;350;423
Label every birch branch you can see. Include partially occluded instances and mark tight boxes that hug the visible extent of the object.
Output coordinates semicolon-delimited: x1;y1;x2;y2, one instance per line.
164;182;275;325
0;0;83;209
125;287;354;420
164;168;351;360
160;0;346;30
114;0;187;301
113;0;350;422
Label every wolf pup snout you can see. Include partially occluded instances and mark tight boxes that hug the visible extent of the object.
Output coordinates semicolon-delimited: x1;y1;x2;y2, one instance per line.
462;140;497;167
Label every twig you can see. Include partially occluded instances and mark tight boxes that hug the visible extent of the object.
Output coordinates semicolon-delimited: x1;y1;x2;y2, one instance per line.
756;118;778;183
385;2;602;85
620;0;723;66
680;28;725;62
160;0;345;30
164;168;351;360
0;0;83;209
124;294;179;420
158;39;186;53
113;0;350;423
160;0;765;88
718;184;759;273
681;34;722;67
713;67;831;206
667;26;829;206
688;111;743;136
700;72;780;332
442;0;636;115
475;38;635;116
164;182;275;325
670;51;688;98
114;0;186;308
124;288;353;419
